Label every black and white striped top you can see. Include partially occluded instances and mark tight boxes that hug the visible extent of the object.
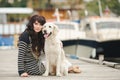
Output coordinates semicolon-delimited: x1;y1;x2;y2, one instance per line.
18;31;45;76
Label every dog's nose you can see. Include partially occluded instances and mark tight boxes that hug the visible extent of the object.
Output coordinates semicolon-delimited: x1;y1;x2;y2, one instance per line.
43;30;47;34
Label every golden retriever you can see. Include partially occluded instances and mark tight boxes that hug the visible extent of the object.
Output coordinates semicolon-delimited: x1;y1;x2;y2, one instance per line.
42;22;71;76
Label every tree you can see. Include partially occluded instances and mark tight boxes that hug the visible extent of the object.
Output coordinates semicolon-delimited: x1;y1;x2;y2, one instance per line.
0;0;12;7
102;0;120;16
86;0;120;16
12;0;27;7
86;0;100;16
67;0;83;8
0;0;27;7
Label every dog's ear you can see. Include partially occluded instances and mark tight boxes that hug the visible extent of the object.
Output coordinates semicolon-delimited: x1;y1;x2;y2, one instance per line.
53;24;59;35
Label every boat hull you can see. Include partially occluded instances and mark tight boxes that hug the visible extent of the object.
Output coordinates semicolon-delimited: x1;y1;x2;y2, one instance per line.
98;40;120;58
62;39;120;58
63;45;96;58
62;39;97;58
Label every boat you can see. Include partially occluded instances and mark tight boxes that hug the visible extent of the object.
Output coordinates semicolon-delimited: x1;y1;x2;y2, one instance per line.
53;21;97;58
80;17;120;59
51;8;97;58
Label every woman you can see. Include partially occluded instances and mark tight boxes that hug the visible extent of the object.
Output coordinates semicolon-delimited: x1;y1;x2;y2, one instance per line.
18;15;81;77
18;15;46;77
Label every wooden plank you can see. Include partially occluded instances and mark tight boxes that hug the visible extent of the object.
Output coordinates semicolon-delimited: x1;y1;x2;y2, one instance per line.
0;49;120;80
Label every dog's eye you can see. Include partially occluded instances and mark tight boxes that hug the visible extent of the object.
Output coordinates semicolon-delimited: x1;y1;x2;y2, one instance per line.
49;26;51;28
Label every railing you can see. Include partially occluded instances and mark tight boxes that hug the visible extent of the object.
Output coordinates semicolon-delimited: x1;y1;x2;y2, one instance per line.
0;23;26;49
0;23;26;35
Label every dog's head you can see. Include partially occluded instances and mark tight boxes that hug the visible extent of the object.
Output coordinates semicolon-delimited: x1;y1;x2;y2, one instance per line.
42;22;59;38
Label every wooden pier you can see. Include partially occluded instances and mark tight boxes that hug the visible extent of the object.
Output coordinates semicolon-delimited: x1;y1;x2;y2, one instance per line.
0;49;120;80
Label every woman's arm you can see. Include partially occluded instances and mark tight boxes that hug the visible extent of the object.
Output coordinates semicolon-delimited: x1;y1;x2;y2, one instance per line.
18;31;30;76
18;41;28;76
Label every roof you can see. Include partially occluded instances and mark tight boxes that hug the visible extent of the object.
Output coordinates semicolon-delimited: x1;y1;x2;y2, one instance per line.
0;7;33;14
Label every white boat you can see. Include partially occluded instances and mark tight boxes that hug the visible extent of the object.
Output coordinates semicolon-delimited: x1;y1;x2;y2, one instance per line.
53;21;96;58
50;8;97;58
80;17;120;58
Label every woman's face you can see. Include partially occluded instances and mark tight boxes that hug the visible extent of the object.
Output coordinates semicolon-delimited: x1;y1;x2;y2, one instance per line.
33;21;43;33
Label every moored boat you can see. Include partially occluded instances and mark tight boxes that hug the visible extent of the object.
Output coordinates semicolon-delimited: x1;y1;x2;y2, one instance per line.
54;21;97;58
80;17;120;59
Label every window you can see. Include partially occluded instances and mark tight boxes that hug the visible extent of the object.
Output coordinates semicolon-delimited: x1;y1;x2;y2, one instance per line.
55;23;75;30
85;23;91;30
96;22;120;29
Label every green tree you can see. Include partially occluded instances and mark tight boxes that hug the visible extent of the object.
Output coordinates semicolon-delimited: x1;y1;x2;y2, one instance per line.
0;0;12;7
12;0;27;7
67;0;83;8
0;0;27;7
86;0;99;16
102;0;120;16
86;0;120;16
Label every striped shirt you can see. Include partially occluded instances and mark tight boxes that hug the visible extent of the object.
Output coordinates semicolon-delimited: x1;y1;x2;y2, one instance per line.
18;31;45;75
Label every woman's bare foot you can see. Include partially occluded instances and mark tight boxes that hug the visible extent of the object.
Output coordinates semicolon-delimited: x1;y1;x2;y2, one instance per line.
68;65;81;73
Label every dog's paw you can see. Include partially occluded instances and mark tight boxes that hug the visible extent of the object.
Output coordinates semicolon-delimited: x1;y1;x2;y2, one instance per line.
49;72;55;76
56;73;62;77
64;72;68;76
42;73;48;76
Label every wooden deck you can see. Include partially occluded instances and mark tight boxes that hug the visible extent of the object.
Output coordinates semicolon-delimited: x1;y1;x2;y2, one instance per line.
0;49;120;80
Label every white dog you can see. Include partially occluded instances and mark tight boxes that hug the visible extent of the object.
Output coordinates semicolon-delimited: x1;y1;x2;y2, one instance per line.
42;22;71;76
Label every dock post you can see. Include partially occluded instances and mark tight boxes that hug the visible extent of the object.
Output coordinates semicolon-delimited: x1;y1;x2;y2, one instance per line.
99;54;104;65
96;47;104;65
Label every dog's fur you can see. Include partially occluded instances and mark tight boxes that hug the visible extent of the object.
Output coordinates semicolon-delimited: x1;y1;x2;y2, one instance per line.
42;23;70;76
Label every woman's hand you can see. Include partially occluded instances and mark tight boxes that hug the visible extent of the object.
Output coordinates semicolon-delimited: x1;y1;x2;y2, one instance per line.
20;72;29;77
